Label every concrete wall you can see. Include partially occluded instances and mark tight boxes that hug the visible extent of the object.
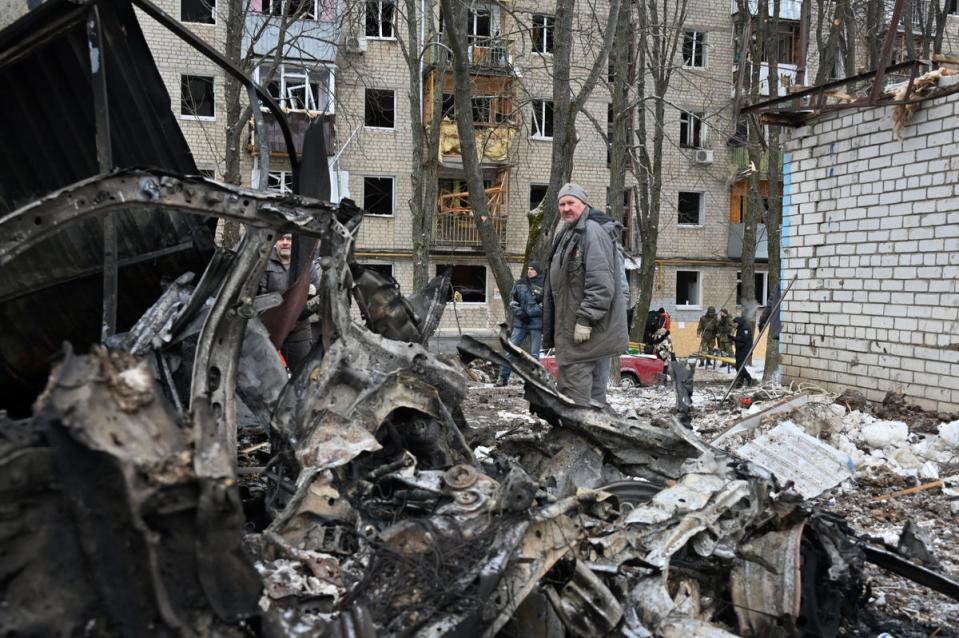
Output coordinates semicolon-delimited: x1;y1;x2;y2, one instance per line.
780;83;959;412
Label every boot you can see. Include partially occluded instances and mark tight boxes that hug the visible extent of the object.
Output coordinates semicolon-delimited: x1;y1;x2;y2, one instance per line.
494;376;508;387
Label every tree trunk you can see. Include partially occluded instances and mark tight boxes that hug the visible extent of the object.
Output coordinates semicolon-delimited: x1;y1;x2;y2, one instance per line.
221;0;246;248
404;0;445;289
527;0;622;264
763;1;783;381
439;0;514;306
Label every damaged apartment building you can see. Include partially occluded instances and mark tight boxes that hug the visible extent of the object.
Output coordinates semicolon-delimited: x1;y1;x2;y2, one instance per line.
133;0;810;352
4;1;959;635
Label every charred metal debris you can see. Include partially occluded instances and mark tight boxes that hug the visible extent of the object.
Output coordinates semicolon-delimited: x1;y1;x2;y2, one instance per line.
3;2;959;637
4;173;959;636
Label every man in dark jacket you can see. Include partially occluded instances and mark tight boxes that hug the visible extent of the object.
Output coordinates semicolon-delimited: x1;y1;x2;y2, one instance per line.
732;316;755;387
259;234;320;370
542;183;629;407
496;262;545;386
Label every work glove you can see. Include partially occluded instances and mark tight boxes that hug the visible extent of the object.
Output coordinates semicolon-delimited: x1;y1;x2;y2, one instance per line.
574;323;592;344
306;295;322;313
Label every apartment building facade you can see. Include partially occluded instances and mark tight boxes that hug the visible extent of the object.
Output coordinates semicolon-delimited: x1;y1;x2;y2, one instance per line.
135;0;956;353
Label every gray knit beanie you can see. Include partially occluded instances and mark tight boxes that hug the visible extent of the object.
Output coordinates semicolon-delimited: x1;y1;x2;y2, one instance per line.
558;182;589;206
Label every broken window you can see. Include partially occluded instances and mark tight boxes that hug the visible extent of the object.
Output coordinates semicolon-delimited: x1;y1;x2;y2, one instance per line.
256;64;332;112
365;88;395;128
435;264;487;302
532;14;554;54
682;31;706;67
471;96;493;124
675;270;701;306
529;184;548;211
365;0;395;38
363;176;394;216
678;192;703;226
441;93;456;118
262;0;321;19
736;271;769;306
467;8;493;39
679;110;703;148
180;75;215;119
181;0;215;24
267;170;294;194
761;22;800;65
531;99;553;139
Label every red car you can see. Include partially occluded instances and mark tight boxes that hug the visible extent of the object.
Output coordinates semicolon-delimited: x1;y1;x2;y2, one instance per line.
538;352;666;387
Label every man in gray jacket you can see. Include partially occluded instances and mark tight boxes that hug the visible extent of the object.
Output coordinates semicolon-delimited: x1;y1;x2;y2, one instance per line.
542;183;629;407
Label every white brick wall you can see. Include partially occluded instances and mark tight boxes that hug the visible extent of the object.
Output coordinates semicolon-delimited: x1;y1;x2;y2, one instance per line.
780;90;959;413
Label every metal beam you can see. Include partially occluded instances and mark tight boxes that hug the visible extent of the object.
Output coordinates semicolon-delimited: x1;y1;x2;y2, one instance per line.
86;4;117;340
869;0;907;103
0;170;360;268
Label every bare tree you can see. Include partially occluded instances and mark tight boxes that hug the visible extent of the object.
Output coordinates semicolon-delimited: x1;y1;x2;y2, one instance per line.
439;0;515;304
525;0;622;264
628;0;688;342
395;0;448;288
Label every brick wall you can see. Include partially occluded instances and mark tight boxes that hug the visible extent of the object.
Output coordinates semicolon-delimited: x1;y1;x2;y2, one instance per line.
780;83;959;412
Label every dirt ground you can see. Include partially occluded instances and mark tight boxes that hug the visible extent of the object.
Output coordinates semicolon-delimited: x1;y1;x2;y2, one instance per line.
460;365;959;637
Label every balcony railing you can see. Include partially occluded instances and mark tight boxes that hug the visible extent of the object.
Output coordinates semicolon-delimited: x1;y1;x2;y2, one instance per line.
433;185;508;248
249;110;335;156
468;36;512;70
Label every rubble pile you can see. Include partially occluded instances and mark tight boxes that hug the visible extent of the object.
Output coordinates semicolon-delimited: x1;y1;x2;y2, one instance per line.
0;159;955;638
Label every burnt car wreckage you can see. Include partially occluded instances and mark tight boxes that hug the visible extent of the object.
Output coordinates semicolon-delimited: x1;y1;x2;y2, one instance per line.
1;1;958;636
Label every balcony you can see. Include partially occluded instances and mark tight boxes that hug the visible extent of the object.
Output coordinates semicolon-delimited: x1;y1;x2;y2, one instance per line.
439;120;516;163
433;185;508;248
727;223;769;259
249;110;335;157
243;12;339;61
468;36;512;71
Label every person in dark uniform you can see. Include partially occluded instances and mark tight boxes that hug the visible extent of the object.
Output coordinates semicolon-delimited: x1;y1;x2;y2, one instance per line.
732;316;754;387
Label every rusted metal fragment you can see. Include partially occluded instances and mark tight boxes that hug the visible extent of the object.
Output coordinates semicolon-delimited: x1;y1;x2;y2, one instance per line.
730;523;805;635
351;266;451;344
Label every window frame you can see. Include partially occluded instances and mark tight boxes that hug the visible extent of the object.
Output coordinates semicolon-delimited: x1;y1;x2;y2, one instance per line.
677;191;704;227
181;0;216;24
530;99;554;140
531;14;555;55
675;270;703;309
364;87;396;129
180;74;216;121
365;0;397;39
259;0;332;21
682;30;707;68
254;64;335;113
362;175;396;217
265;170;295;194
679;110;703;149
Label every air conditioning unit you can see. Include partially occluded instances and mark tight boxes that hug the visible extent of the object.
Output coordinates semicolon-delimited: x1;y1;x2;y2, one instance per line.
344;36;367;54
694;149;714;164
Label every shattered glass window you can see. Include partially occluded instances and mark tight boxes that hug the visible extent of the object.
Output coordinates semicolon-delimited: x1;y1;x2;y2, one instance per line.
678;192;703;226
365;88;395;128
366;0;396;38
682;31;706;67
363;176;394;216
676;270;701;306
435;264;487;303
181;0;215;24
736;271;769;306
532;14;554;54
256;65;332;112
267;171;294;194
180;75;215;119
679;110;703;148
531;99;553;139
441;93;456;119
265;0;317;19
529;184;548;211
